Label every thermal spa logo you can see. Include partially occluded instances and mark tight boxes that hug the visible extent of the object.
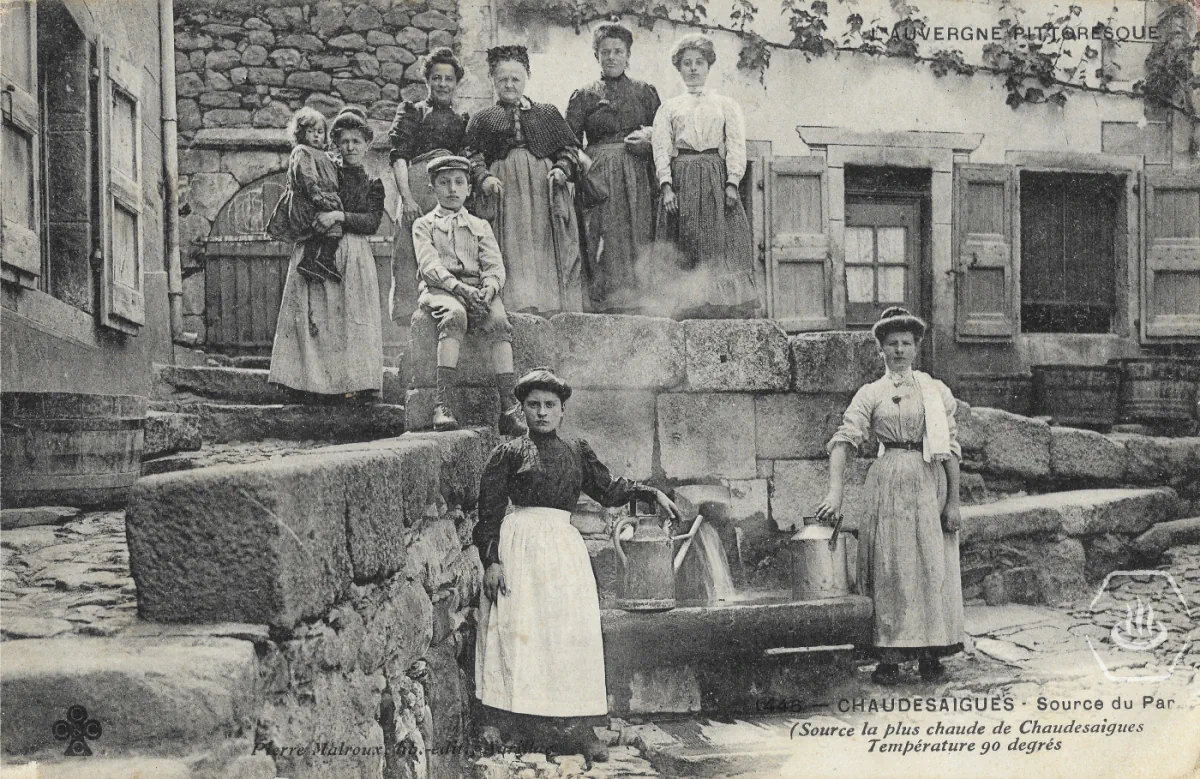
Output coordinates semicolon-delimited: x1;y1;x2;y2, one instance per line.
1086;570;1193;682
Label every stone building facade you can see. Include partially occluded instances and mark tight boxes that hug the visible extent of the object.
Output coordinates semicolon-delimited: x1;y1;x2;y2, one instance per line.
1;0;175;396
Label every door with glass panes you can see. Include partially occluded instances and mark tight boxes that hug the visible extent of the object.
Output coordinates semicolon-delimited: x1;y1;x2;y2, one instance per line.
845;198;928;362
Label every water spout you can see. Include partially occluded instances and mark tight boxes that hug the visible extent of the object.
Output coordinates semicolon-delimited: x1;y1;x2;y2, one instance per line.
676;522;737;603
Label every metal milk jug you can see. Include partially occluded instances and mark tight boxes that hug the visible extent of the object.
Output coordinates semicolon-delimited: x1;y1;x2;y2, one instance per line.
612;499;676;611
789;515;851;600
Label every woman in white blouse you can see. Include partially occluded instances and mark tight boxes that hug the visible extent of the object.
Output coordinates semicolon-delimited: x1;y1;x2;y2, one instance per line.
816;307;964;686
651;33;758;317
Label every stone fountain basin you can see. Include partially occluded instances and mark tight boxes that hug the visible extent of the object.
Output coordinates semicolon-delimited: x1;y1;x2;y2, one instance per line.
601;594;872;665
599;593;872;715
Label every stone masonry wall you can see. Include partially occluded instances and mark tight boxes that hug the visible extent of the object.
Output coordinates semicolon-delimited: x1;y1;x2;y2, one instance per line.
406;313;1200;602
124;430;495;779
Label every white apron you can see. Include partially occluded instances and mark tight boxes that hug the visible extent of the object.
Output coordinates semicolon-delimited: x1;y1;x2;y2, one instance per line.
475;506;607;716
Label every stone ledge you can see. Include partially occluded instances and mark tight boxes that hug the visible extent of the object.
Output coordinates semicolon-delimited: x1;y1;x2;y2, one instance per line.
144;411;202;459
960;487;1181;542
0;637;259;758
151;402;407;444
1133;516;1200;558
601;596;872;666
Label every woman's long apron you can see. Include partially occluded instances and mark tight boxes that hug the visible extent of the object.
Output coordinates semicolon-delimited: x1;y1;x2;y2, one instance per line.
389;147;443;324
475;506;607;716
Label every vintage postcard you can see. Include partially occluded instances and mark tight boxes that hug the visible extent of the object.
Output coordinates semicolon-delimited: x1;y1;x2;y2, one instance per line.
1;0;1197;777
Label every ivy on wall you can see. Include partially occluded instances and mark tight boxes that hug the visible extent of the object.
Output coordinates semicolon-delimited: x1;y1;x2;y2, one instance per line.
510;0;1198;117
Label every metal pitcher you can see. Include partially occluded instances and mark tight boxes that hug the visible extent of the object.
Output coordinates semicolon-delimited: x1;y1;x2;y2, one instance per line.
789;515;852;600
612;499;706;612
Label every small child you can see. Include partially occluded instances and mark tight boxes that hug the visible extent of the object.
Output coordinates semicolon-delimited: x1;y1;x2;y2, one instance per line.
268;106;343;282
411;154;526;436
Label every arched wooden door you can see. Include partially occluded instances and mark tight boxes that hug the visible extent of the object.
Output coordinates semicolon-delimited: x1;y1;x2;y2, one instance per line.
203;172;403;357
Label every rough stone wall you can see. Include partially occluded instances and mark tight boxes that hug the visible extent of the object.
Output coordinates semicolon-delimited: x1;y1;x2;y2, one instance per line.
126;431;493;778
174;0;459;137
173;0;462;348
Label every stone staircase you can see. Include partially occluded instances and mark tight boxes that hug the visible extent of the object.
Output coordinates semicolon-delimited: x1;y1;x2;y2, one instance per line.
142;362;409;473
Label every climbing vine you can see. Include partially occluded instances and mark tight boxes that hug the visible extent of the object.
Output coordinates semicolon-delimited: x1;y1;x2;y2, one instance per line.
508;0;1197;116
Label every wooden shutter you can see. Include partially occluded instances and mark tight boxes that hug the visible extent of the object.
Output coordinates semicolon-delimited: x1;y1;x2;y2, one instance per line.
98;42;145;333
0;0;40;288
766;156;833;331
953;164;1018;340
1142;169;1200;339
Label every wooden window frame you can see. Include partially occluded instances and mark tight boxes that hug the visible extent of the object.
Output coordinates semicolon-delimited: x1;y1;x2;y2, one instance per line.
1;0;41;288
97;41;145;334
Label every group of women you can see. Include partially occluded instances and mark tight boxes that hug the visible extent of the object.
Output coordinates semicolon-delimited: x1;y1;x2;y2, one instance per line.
262;25;965;765
390;28;759;321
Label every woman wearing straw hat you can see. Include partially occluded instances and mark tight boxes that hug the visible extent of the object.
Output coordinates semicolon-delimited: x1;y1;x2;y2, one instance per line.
816;307;964;685
474;368;681;763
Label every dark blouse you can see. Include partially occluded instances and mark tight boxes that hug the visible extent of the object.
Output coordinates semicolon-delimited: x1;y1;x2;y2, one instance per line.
566;74;661;147
336;163;385;235
474;431;656;565
387;99;469;163
463;99;581;188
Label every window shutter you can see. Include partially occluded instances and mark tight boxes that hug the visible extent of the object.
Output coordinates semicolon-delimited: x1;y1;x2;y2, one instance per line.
0;0;40;287
953;163;1018;340
1142;169;1200;339
766;156;834;331
98;42;145;333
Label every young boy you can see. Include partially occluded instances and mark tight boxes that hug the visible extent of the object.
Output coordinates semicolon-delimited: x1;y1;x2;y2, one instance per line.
412;155;527;435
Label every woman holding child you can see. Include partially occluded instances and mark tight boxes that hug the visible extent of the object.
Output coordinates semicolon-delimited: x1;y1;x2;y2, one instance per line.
269;107;385;400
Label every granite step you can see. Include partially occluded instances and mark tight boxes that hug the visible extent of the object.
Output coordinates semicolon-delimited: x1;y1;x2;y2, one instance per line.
152;363;405;405
147;401;406;444
143;410;202;460
959;487;1182;542
0;637;259;761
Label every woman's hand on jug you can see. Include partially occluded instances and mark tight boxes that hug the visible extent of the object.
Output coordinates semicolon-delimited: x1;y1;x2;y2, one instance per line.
483;563;507;601
941;502;961;533
654;489;683;523
815;488;843;521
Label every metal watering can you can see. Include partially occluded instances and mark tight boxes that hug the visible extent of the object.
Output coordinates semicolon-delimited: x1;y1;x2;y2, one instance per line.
789;515;854;600
612;499;706;612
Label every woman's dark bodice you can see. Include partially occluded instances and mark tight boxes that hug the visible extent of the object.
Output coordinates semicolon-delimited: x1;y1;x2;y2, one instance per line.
566;74;661;147
336;163;385;234
388;99;469;162
474;432;655;564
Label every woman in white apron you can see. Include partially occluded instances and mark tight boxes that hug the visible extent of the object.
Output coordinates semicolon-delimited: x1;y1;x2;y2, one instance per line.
474;368;681;763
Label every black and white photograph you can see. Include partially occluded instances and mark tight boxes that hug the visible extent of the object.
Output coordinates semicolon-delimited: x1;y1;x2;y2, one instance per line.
1;0;1199;776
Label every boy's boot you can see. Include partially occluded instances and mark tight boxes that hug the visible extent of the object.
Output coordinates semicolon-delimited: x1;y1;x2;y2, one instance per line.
495;371;526;437
433;366;459;431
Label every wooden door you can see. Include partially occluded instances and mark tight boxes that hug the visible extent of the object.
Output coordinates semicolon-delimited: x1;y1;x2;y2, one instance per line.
844;199;923;327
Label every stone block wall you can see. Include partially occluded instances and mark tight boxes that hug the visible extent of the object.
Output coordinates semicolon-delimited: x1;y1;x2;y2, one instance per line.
405;313;1200;597
125;430;494;779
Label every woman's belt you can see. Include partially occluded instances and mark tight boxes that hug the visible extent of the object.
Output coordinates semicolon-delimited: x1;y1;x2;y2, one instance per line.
677;148;720;156
881;440;923;451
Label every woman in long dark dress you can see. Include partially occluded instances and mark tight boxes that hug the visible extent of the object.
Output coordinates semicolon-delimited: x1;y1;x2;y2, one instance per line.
474;368;681;763
386;47;469;324
464;46;584;315
269;107;385;398
651;33;758;318
816;307;964;685
566;23;660;313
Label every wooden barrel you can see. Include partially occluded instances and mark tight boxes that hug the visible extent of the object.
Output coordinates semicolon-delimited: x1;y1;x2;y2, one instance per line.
1109;358;1200;423
1031;365;1121;429
955;374;1033;416
1;393;147;508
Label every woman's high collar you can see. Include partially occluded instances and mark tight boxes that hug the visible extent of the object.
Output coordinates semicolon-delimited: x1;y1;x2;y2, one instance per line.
601;71;627;83
529;429;559;443
885;368;915;386
685;84;708;96
498;95;532;110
